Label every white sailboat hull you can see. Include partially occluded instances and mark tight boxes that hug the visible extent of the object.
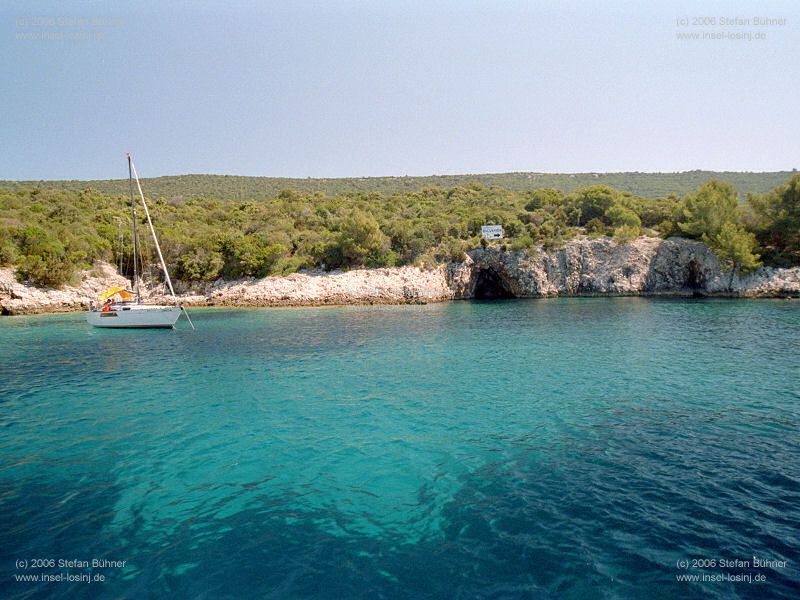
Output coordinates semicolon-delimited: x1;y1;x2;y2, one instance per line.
86;305;182;328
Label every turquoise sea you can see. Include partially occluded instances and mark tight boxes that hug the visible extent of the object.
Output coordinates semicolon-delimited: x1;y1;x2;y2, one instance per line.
1;299;799;599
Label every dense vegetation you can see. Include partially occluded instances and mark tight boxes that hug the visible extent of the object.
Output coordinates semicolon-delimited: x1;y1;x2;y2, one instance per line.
0;175;798;288
0;170;794;202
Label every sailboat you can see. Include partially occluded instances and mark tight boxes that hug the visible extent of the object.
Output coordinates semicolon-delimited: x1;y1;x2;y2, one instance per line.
87;154;192;329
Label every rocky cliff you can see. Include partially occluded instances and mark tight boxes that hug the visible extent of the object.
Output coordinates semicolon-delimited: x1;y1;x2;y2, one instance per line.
457;237;800;299
2;237;799;315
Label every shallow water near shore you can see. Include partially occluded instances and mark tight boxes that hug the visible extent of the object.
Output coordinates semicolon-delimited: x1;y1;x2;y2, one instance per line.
1;299;799;599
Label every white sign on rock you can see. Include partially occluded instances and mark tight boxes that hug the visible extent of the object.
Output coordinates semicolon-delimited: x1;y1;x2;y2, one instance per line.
481;225;504;240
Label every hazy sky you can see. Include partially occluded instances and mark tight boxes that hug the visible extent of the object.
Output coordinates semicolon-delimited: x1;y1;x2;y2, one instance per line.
1;0;798;179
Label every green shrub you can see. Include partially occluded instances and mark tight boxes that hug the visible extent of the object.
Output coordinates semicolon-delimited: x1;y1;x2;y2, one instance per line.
524;189;563;211
605;204;641;229
273;254;312;275
337;210;390;267
440;237;468;262
748;174;800;266
712;222;761;273
678;180;740;240
0;228;17;265
613;224;640;245
572;185;619;225
677;180;759;270
16;252;75;287
510;235;535;251
175;248;224;281
584;218;607;236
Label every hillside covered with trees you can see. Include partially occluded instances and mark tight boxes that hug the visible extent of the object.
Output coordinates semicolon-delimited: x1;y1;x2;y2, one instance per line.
0;171;794;202
0;175;798;288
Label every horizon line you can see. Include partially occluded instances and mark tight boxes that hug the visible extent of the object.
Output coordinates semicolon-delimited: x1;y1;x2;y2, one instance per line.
1;168;797;183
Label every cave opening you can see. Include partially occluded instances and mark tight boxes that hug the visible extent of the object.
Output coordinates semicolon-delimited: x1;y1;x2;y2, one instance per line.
685;260;706;296
473;268;516;299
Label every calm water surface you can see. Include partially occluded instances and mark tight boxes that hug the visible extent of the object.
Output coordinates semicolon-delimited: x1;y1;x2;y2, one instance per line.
1;299;799;599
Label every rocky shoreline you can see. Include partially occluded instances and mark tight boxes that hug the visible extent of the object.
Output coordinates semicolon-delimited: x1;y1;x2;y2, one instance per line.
2;237;799;316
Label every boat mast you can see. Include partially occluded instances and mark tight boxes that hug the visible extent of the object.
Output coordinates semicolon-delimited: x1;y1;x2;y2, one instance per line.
127;153;141;302
129;156;177;298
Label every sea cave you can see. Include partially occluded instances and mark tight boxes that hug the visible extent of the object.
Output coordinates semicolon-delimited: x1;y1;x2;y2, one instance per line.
685;260;706;296
473;268;516;299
